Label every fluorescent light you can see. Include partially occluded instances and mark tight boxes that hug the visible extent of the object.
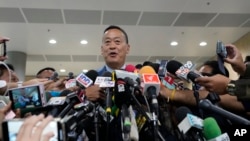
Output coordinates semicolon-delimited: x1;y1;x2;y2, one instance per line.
60;69;66;72
49;39;57;44
199;41;207;46
80;40;88;45
82;69;88;73
170;41;178;46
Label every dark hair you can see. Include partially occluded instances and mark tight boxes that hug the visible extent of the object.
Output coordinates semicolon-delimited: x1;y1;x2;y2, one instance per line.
202;60;229;77
36;67;55;77
135;64;142;69
0;63;15;77
244;56;250;63
103;25;129;44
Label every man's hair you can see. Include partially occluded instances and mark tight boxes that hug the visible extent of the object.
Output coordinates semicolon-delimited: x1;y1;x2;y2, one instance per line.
103;25;129;44
36;67;55;77
0;63;15;77
244;56;250;63
202;60;229;77
135;64;142;69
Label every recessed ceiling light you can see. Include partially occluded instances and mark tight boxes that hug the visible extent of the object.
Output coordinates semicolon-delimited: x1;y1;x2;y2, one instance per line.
199;41;207;46
82;69;88;73
49;39;57;44
170;41;178;46
60;69;66;72
80;40;88;45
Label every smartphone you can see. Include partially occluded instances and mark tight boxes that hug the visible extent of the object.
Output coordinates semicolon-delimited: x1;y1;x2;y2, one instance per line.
2;118;66;141
216;40;227;75
216;40;227;58
0;40;7;56
0;100;16;120
8;84;46;110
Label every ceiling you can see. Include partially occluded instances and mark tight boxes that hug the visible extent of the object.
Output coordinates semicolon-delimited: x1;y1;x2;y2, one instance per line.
0;0;249;77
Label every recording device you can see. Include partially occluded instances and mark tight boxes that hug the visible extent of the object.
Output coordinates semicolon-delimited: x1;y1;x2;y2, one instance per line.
8;84;46;110
216;40;227;75
0;100;16;120
49;72;59;81
157;60;168;79
0;39;7;56
216;40;227;59
2;118;66;141
203;117;230;141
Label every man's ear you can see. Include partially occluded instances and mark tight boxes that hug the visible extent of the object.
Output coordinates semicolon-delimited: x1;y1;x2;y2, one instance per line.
101;46;104;55
126;44;130;54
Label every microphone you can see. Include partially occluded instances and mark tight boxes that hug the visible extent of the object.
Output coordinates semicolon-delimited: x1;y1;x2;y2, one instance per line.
175;106;205;141
75;70;98;89
167;60;202;83
94;72;112;85
199;99;250;125
58;92;82;118
125;64;136;73
161;75;175;90
49;71;59;81
203;117;230;141
68;72;74;80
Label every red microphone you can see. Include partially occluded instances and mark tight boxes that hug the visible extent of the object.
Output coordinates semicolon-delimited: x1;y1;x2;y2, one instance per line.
125;64;136;73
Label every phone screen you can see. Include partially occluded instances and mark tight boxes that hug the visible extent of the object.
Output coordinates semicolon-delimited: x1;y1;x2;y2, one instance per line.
8;85;43;110
2;119;64;141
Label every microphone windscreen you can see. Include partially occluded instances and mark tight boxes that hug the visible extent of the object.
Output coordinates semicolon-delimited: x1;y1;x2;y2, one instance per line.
125;64;136;73
175;106;192;123
60;89;73;96
101;71;112;77
85;70;99;82
166;60;183;76
138;66;156;75
203;117;222;140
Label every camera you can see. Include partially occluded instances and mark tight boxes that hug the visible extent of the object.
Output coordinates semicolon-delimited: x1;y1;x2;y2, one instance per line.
216;40;227;58
8;84;46;110
2;118;66;141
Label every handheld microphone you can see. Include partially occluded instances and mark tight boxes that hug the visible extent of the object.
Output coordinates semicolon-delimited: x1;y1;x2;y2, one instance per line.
75;70;98;89
125;64;136;73
203;117;230;141
49;71;59;81
199;99;250;125
167;60;202;83
175;106;205;141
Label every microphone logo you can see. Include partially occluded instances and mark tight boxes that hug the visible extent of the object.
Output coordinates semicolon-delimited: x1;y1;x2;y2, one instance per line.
143;74;160;83
76;73;93;88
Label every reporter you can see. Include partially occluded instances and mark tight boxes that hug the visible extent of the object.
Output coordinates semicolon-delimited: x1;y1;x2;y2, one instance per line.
16;114;54;141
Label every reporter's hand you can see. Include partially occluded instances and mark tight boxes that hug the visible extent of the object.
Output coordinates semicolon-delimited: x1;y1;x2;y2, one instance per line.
224;44;246;75
16;114;54;141
85;85;106;101
0;102;13;140
195;74;231;94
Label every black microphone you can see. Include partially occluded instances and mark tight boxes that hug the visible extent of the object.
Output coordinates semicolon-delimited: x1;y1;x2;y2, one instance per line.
166;60;202;83
175;106;205;141
75;70;98;89
199;99;250;125
58;92;82;118
49;71;59;81
46;89;73;117
68;72;74;79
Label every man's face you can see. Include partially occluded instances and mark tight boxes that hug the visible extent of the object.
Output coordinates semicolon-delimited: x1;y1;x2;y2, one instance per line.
101;29;130;68
0;69;19;82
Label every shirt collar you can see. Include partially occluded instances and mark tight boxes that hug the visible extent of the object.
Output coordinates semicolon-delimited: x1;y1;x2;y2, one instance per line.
105;64;126;72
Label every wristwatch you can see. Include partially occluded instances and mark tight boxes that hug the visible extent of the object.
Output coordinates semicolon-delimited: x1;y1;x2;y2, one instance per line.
226;80;236;95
